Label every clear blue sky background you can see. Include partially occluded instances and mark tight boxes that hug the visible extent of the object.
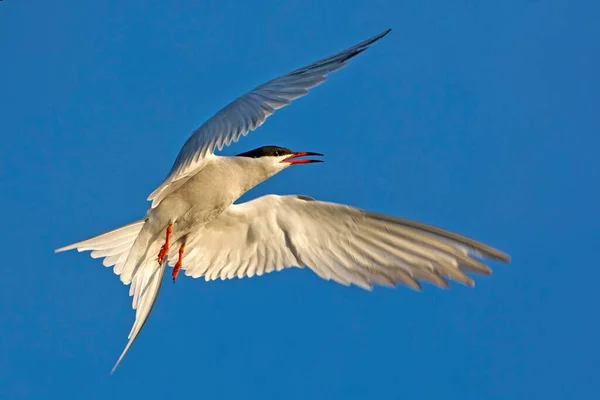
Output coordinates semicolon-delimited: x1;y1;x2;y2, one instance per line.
1;1;599;399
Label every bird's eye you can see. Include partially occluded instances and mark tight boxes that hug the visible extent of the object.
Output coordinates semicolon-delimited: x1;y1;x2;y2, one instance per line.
274;151;280;156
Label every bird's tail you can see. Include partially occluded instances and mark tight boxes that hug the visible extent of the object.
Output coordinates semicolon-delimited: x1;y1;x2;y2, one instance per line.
55;219;147;276
56;218;168;374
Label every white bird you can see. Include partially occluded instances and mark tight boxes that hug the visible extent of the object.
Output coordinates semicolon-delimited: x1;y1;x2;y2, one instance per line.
56;29;510;374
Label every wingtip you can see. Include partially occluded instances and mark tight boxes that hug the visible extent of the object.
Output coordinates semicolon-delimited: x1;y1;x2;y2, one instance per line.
490;250;511;263
373;28;392;41
368;28;392;44
54;245;74;253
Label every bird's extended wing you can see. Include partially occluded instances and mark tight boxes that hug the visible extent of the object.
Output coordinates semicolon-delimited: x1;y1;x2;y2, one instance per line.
176;195;510;290
148;29;391;208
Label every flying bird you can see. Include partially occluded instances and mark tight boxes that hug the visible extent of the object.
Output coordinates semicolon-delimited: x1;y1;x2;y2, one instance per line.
56;29;510;374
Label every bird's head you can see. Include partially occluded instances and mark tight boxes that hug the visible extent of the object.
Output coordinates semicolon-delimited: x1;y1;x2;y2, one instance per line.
236;145;324;175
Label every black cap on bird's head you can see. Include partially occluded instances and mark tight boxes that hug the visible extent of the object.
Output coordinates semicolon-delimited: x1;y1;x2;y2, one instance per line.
236;146;324;165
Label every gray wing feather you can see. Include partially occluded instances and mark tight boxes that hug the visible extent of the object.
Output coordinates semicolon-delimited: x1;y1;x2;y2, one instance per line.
181;195;510;290
148;29;391;207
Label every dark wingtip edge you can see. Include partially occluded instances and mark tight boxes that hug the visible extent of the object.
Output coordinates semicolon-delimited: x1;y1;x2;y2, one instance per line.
366;28;392;47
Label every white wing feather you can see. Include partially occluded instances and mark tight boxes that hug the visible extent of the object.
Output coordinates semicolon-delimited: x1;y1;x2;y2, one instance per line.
180;195;510;289
148;29;392;208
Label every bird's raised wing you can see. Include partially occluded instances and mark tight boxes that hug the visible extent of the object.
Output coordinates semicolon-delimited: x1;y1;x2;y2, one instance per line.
175;195;510;290
148;29;391;208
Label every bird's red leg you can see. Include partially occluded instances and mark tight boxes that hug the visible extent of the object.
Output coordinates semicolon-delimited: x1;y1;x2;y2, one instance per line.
157;223;173;265
172;242;185;283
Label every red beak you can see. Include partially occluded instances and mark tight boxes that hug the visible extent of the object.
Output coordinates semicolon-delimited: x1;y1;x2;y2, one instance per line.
281;151;324;165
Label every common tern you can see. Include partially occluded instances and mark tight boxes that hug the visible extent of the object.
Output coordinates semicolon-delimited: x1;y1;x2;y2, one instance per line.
56;29;510;373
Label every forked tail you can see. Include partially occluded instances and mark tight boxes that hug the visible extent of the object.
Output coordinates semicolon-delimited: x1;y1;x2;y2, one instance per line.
55;219;146;276
56;219;168;374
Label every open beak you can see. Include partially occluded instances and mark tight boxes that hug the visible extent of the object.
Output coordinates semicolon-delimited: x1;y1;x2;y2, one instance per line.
281;151;324;165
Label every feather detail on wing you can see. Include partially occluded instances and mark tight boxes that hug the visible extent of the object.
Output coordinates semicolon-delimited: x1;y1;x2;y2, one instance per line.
148;29;391;208
179;195;510;290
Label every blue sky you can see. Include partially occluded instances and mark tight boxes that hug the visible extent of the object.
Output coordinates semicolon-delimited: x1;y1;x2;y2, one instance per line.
1;1;599;398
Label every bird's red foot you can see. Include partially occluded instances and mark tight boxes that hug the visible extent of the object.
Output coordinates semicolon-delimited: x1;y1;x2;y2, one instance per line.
172;242;185;283
157;224;173;265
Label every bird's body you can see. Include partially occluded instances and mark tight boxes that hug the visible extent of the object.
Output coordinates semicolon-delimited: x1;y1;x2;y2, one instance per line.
146;154;276;251
56;29;510;374
121;153;292;286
